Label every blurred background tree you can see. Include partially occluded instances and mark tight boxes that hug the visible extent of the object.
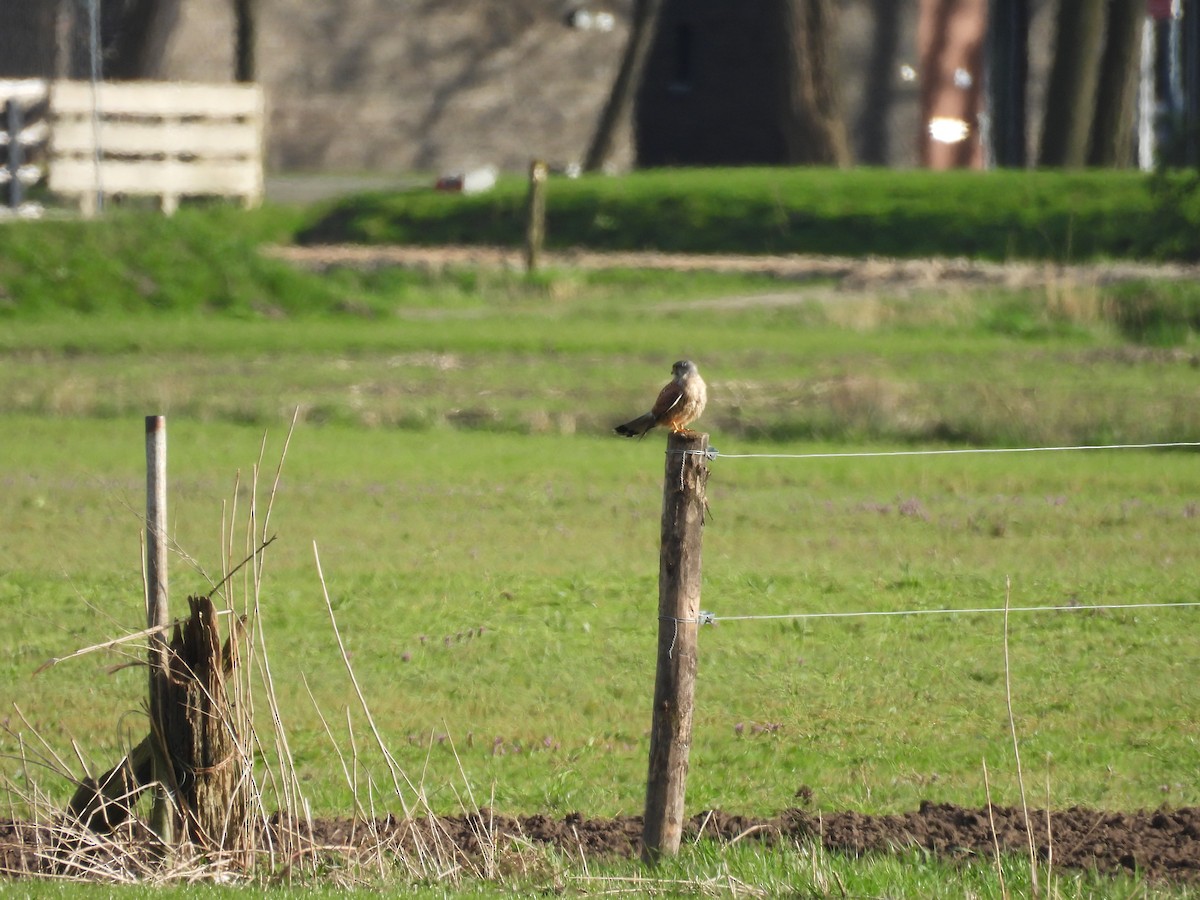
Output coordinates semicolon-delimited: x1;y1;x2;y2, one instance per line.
772;0;850;165
1040;0;1146;167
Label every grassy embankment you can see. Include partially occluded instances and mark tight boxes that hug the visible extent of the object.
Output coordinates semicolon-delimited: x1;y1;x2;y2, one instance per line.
298;166;1200;261
2;169;1200;895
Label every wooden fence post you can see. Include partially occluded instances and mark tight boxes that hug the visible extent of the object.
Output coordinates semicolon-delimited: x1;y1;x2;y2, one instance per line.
642;430;708;863
524;159;548;272
145;415;175;844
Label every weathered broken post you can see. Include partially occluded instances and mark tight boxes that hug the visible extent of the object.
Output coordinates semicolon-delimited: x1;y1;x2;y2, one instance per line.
164;594;249;859
146;414;175;843
642;430;708;863
524;158;547;272
68;417;249;857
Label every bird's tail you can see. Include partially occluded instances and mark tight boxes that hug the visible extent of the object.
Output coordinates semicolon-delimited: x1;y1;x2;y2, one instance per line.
614;412;656;437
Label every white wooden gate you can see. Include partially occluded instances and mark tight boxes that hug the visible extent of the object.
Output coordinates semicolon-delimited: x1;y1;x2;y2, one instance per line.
49;80;264;216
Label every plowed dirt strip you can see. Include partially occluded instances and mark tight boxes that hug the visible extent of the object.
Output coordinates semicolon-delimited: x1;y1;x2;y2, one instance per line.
4;803;1199;883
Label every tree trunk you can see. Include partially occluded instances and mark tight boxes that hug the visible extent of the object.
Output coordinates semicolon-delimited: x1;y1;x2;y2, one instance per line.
101;0;181;80
774;0;851;166
1038;0;1108;167
1186;0;1200;166
856;0;903;164
0;3;58;77
1089;0;1147;167
584;0;664;172
233;0;257;83
989;0;1030;167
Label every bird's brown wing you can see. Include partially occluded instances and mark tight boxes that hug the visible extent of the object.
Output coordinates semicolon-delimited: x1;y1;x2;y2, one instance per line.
650;381;685;424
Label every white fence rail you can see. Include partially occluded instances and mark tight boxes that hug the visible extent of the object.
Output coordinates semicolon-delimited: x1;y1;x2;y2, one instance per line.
1;79;264;216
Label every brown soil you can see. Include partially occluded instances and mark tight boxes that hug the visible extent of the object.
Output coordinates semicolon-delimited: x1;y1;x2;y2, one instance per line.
369;804;1200;882
5;803;1200;884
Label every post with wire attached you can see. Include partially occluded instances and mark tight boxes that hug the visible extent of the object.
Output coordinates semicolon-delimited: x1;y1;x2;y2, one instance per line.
642;430;708;863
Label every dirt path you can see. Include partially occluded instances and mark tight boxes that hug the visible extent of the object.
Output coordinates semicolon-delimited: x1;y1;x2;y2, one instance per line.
269;243;1200;293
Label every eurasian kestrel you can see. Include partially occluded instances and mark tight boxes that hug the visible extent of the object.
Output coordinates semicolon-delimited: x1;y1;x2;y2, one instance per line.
614;360;707;437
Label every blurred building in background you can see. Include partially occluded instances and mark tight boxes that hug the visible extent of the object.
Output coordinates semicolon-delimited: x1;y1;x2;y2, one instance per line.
0;0;1196;174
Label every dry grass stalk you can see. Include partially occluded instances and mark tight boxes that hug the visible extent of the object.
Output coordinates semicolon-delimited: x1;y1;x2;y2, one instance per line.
1043;760;1056;898
1002;575;1041;899
313;540;481;881
982;757;1009;900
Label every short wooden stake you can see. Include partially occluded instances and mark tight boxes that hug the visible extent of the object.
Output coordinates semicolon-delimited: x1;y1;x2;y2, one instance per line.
642;430;708;863
145;414;175;843
524;159;548;272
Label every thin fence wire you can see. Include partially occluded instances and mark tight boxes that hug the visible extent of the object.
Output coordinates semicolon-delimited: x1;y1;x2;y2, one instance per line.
678;440;1200;463
665;438;1200;627
666;599;1200;626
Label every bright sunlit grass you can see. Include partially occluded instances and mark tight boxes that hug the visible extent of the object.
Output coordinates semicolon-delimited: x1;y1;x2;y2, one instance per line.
4;417;1199;824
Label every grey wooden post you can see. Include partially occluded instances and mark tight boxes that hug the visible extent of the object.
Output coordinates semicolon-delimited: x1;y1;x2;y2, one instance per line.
642;430;708;862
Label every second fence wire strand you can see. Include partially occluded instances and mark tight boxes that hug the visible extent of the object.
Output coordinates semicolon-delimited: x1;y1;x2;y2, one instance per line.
666;440;1200;623
696;600;1200;624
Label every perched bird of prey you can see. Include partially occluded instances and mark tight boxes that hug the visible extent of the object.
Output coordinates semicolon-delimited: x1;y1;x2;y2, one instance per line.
614;360;707;437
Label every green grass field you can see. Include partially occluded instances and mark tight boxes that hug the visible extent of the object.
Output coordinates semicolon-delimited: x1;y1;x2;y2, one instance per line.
7;415;1200;819
3;198;1200;896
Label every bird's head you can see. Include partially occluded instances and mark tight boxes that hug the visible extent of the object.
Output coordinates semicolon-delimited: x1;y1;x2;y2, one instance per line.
672;360;698;380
